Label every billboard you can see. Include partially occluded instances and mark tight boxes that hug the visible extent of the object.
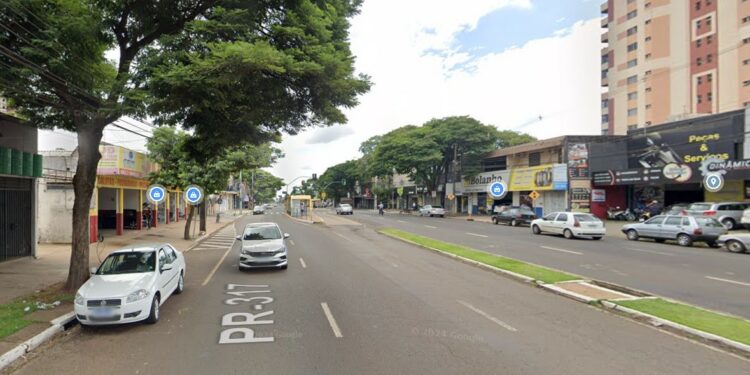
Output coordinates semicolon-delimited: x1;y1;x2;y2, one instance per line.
567;143;589;179
509;164;568;191
97;145;152;178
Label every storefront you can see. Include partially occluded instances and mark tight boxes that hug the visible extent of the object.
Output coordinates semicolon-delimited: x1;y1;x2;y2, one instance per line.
509;164;568;217
457;171;511;215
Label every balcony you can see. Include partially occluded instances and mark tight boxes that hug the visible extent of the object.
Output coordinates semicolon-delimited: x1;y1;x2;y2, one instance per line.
601;32;609;43
601;16;608;28
601;1;609;15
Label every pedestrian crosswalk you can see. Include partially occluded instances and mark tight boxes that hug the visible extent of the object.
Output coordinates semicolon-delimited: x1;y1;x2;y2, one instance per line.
190;226;237;251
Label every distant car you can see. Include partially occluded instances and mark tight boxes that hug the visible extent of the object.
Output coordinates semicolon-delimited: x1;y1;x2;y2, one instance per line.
685;202;750;230
252;205;264;215
717;233;750;253
740;208;750;229
336;204;353;215
622;215;727;247
75;243;186;325
530;212;605;240
662;203;691;216
419;205;445;218
237;223;289;270
492;207;537;226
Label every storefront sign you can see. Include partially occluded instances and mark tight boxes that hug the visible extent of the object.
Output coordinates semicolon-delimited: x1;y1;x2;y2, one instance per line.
97;175;149;189
98;145;154;178
570;188;591;212
462;171;510;193
591;189;606;202
567;143;589;179
509;164;567;191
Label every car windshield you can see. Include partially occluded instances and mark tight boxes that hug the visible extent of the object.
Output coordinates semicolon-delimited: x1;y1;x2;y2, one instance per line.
243;226;282;240
696;218;724;227
431;206;443;209
96;251;156;275
689;203;712;211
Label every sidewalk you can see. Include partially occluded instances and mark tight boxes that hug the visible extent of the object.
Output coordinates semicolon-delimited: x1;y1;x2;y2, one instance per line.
0;210;244;305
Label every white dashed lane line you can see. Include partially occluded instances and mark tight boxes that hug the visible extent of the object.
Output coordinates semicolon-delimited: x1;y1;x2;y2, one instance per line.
458;300;517;332
705;276;750;287
321;302;343;338
424;225;437;229
626;247;675;256
299;258;307;269
466;232;489;238
539;246;583;255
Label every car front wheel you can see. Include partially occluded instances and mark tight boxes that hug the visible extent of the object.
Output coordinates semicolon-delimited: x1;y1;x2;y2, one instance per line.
145;295;160;324
510;219;517;227
677;234;693;247
726;240;747;253
563;229;574;239
721;218;736;230
532;225;541;235
626;229;639;241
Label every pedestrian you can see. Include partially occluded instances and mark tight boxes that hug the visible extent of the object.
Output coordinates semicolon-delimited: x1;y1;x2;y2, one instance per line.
412;202;417;212
378;202;384;215
300;202;306;218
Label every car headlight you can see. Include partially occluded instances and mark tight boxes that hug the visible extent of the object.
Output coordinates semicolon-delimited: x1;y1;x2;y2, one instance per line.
75;293;85;306
126;289;150;303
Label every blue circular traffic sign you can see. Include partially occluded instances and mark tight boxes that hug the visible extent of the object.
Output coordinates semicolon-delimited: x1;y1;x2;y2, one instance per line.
147;184;167;204
704;174;724;192
488;181;508;199
184;185;204;205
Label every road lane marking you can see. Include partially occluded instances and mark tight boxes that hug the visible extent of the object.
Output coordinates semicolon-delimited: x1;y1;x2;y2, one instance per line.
457;300;517;332
397;220;406;223
424;225;437;229
202;246;234;286
321;302;343;338
705;276;750;287
466;232;489;238
289;239;296;246
626;247;674;256
334;232;354;242
540;246;583;255
299;258;307;269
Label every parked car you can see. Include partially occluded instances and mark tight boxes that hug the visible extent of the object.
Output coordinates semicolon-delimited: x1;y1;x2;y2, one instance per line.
662;203;691;216
492;207;537;226
336;203;353;215
75;243;186;325
685;202;750;230
419;205;445;218
237;223;289;270
740;208;750;229
622;215;727;247
717;233;750;253
530;212;605;240
252;205;265;215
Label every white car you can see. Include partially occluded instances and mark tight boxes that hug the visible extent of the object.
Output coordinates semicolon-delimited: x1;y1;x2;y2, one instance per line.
75;244;186;325
419;205;445;218
531;212;605;240
237;223;290;270
253;205;265;215
336;204;353;215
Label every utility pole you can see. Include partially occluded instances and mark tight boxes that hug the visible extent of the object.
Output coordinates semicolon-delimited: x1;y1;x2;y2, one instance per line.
251;171;255;208
238;171;243;215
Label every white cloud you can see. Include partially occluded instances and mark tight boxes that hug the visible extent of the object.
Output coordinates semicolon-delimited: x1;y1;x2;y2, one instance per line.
272;1;602;187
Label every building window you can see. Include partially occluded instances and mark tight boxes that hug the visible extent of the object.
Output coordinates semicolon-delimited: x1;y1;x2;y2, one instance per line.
645;70;652;76
627;0;636;3
696;39;702;48
602;114;609;123
628;108;638;116
744;37;750;44
627;75;638;84
697;76;703;85
706;16;712;28
707;92;713;102
628;91;638;100
743;59;750;65
602;69;609;79
645;19;651;24
696;57;702;66
706;54;713;63
628;124;638;131
744;80;750;87
645;87;652;92
646;121;652;126
697;95;702;104
695;1;701;11
645;36;652;42
696;20;701;30
707;73;713;82
645;53;652;59
528;152;541;167
601;54;609;64
646;104;652;109
627;42;638;52
627;26;637;36
645;2;651;8
627;59;638;68
743;16;750;24
627;10;638;20
707;35;713;44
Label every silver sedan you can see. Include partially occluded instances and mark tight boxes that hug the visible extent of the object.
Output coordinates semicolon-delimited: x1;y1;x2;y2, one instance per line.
717;233;750;253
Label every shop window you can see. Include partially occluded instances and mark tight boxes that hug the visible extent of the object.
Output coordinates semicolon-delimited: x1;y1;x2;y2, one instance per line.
529;152;541;167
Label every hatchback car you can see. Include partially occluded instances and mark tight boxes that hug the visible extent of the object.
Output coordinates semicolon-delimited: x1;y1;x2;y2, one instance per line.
530;212;605;240
252;205;265;215
237;223;289;270
75;243;186;325
336;203;353;215
622;215;727;247
419;205;445;217
492;207;537;226
717;233;750;253
685;202;750;230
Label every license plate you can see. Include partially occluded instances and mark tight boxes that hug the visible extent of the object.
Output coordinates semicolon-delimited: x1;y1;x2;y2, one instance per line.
91;308;113;316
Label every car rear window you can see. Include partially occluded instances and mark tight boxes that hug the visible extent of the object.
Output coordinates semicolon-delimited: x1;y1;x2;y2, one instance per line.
689;203;712;211
696;218;723;227
431;206;443;209
574;214;598;222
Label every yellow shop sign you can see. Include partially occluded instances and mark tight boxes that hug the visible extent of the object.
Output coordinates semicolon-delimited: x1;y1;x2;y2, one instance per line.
509;164;568;191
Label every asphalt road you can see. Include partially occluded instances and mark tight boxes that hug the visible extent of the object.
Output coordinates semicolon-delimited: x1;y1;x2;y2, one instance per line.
9;209;750;375
345;209;750;319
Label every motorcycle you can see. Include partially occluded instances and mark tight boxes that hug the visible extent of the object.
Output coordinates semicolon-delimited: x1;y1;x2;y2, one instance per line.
607;206;623;220
607;206;636;221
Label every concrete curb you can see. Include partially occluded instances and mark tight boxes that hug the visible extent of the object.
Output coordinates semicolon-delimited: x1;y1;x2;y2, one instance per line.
283;212;314;225
601;301;750;355
378;231;537;284
0;311;76;371
540;284;597;304
186;214;246;252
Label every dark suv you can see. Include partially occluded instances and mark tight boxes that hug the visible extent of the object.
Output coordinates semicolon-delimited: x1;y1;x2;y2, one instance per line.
492;207;537;227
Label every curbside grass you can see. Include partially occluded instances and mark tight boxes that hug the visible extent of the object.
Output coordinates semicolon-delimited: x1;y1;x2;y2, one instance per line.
379;228;580;284
616;298;750;346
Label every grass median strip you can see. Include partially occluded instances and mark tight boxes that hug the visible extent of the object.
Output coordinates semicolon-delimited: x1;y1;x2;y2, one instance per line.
379;228;580;284
616;298;750;346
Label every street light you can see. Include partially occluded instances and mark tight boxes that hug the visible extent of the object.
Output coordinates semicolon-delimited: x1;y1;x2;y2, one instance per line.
285;175;311;195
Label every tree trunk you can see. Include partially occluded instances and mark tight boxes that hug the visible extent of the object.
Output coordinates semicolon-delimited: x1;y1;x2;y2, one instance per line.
199;200;207;232
65;125;105;292
183;205;195;240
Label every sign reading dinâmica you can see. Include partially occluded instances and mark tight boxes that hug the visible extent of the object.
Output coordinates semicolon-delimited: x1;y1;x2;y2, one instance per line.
509;164;568;191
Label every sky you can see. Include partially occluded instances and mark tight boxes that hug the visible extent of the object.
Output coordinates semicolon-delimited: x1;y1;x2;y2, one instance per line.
39;0;603;188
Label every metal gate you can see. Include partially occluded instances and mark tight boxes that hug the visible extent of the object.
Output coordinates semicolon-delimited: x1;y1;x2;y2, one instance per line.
0;177;32;261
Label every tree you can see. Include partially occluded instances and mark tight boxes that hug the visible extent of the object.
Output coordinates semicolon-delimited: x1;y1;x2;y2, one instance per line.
370;125;442;192
250;170;284;203
0;0;369;290
495;130;537;149
318;160;360;202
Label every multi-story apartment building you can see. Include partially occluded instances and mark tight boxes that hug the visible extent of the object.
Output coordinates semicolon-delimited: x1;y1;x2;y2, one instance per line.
601;0;750;135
